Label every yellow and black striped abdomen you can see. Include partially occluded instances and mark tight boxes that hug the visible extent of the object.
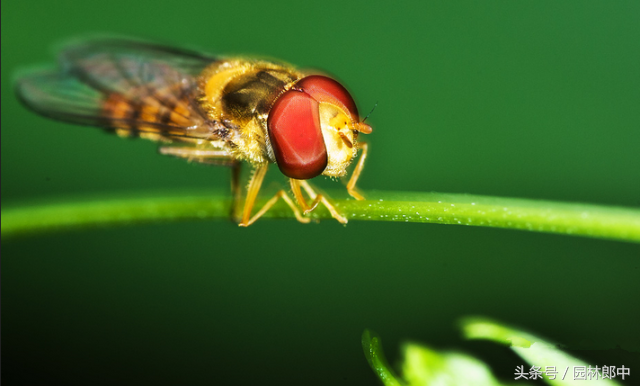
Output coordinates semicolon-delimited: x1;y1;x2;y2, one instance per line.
101;86;199;140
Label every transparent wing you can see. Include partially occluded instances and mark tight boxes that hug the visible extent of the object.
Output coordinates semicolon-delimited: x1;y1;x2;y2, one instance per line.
16;38;222;140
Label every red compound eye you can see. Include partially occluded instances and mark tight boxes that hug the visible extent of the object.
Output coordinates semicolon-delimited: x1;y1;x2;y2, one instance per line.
267;90;328;179
295;75;359;121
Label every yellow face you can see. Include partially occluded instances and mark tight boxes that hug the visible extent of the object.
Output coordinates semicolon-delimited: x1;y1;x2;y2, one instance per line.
318;103;358;177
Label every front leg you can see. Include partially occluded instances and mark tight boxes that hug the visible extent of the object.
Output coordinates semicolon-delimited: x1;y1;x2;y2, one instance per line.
294;180;348;224
237;164;309;227
290;179;321;214
346;142;368;200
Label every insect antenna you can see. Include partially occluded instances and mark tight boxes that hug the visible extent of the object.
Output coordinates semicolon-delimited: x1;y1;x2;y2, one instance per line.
361;101;378;123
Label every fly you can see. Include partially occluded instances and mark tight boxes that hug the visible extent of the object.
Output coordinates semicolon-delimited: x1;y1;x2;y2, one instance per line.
16;38;372;226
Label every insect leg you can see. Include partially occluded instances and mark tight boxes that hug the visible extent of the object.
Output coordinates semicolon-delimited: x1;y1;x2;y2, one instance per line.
290;179;322;214
238;164;309;227
158;146;232;161
158;146;234;164
238;164;268;226
230;162;242;221
241;190;310;226
299;181;348;224
346;142;368;200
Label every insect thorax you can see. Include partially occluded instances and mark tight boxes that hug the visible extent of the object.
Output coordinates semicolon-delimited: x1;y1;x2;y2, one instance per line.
199;59;303;164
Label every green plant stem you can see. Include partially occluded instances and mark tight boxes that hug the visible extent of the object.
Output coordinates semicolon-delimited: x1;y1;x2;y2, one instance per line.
2;190;640;243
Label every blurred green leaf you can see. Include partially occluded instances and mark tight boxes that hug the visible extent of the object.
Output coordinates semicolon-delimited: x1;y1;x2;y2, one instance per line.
362;330;404;386
363;329;511;386
461;317;622;386
365;318;627;386
402;343;511;386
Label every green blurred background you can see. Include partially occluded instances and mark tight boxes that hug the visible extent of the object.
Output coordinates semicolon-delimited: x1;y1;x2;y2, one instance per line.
2;1;639;385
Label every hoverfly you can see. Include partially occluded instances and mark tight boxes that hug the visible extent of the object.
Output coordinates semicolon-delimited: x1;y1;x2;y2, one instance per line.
16;39;372;226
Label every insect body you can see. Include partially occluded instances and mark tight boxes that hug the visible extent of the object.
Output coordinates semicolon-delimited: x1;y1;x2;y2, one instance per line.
16;39;372;226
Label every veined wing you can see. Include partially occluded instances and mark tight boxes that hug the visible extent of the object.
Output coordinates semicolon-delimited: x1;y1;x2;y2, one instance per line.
16;38;223;141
